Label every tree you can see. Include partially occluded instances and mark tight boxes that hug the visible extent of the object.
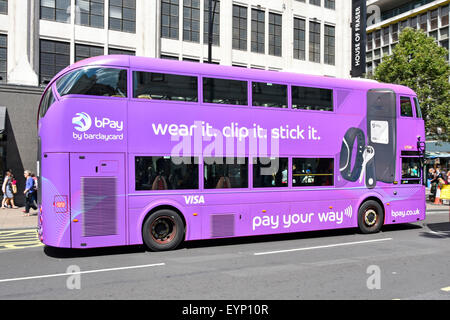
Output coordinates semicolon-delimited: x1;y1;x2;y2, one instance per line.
373;27;450;141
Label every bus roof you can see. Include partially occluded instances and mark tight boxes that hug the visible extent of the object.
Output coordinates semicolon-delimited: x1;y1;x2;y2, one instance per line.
51;55;416;96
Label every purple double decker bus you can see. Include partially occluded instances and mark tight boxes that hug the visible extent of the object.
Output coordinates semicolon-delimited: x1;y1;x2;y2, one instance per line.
37;55;426;251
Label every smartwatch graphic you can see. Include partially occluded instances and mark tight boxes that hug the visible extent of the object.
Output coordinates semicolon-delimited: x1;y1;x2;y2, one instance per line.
339;127;376;189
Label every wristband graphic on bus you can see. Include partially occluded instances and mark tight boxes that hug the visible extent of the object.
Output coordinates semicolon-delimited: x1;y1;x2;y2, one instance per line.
339;127;376;189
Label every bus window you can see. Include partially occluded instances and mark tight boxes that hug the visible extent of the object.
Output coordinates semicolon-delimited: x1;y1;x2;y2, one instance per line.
203;77;248;106
253;157;288;188
135;156;199;191
400;96;413;117
133;72;198;102
292;86;333;111
204;157;248;189
252;82;287;108
401;157;421;184
39;87;56;119
56;67;127;98
292;158;334;187
413;97;422;118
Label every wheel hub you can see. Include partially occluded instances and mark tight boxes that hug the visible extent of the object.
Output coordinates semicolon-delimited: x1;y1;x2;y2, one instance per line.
364;209;377;226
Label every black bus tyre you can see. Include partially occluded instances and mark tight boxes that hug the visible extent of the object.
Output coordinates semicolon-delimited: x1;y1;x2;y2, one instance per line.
357;200;384;234
142;209;185;251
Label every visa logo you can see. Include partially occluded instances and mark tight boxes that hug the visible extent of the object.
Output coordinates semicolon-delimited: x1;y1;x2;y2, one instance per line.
184;195;205;205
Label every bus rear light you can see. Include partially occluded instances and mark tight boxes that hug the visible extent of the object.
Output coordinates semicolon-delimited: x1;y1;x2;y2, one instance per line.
53;195;68;213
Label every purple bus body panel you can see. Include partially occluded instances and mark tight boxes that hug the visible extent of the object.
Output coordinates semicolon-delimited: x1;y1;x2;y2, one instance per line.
70;153;126;248
40;153;71;248
37;56;426;249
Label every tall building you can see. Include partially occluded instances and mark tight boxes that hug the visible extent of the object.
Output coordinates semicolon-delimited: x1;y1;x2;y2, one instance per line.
366;0;449;76
0;0;352;203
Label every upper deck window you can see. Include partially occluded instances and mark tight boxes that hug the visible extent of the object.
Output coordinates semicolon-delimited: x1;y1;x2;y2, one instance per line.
252;82;287;109
400;96;413;117
39;87;56;119
413;97;422;118
133;71;198;102
56;67;127;98
292;86;333;111
203;77;248;106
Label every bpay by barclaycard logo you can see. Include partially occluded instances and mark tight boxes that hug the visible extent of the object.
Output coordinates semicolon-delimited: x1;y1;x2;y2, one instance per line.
72;112;124;132
72;112;92;132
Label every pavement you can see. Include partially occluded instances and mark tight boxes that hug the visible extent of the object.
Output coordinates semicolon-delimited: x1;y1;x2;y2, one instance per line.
0;207;38;230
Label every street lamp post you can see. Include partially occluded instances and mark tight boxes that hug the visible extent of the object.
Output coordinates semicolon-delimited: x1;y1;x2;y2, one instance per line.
207;0;218;64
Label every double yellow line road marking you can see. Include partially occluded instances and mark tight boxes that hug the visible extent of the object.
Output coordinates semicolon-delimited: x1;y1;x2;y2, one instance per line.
0;229;43;251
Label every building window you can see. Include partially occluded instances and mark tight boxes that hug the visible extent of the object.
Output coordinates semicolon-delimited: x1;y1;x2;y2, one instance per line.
108;48;135;55
183;0;200;42
309;0;320;6
367;32;373;51
75;44;104;62
324;0;334;10
292;158;334;187
0;34;6;83
442;5;449;26
232;5;247;50
39;39;70;85
161;0;179;39
400;20;408;31
40;0;71;23
429;9;438;30
392;23;398;42
109;0;136;33
309;21;320;63
75;0;104;28
204;157;248;189
382;26;389;45
0;0;7;14
419;13;427;31
324;24;335;65
253;158;289;188
294;17;306;60
135;156;199;191
204;0;220;46
410;16;417;29
374;30;381;48
269;13;282;57
160;54;178;60
251;8;265;54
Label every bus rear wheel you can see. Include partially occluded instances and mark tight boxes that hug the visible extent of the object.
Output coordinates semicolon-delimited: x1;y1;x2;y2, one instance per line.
142;209;185;251
357;200;384;234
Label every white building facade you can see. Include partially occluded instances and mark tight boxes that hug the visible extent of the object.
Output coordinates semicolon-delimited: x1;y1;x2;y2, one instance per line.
0;0;353;88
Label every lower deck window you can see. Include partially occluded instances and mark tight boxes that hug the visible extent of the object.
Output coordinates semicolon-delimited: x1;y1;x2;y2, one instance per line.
292;158;334;187
204;157;248;189
135;156;199;190
253;157;288;188
401;157;421;184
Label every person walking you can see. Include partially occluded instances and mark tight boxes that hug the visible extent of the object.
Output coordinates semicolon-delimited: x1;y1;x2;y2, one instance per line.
23;170;37;216
2;170;18;209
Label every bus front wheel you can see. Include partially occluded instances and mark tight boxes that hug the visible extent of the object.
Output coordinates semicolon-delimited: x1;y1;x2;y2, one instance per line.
142;209;185;251
357;200;384;234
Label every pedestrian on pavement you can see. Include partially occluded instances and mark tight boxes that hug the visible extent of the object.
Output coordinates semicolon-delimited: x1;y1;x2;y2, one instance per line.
2;170;18;209
23;170;37;216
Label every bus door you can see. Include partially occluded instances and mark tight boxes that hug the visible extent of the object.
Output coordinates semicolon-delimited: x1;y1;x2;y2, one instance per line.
70;153;126;248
